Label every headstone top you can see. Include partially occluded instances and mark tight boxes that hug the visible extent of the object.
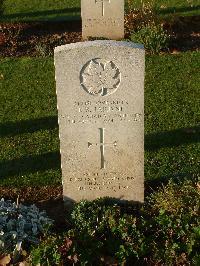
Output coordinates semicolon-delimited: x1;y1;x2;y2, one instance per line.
81;0;124;40
54;41;144;53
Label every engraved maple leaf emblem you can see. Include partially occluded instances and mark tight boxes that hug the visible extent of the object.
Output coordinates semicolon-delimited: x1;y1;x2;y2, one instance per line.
80;58;121;96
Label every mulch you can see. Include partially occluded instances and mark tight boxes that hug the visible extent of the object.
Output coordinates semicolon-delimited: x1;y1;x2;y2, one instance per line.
0;15;199;57
0;20;82;57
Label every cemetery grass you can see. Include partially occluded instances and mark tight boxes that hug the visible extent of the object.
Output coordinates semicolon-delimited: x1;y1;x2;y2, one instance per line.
0;51;199;194
1;0;200;22
0;0;80;22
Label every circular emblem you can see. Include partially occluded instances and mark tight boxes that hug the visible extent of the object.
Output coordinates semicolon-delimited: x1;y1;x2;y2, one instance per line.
80;58;121;96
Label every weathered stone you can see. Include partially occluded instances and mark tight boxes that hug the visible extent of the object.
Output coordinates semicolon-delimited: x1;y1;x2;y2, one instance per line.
54;41;144;204
81;0;124;40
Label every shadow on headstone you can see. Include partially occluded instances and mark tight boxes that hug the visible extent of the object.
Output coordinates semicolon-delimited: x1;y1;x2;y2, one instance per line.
63;195;143;215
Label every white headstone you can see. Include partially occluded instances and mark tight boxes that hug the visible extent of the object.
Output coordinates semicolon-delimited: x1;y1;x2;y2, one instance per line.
54;41;144;204
81;0;124;40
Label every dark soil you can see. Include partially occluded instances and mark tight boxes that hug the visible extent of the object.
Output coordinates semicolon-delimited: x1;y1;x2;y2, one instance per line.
0;15;199;57
164;15;200;52
0;20;82;57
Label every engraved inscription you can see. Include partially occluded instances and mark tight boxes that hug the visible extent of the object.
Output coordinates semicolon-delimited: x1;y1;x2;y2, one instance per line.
69;171;135;192
80;58;121;97
61;99;142;125
83;18;123;28
95;0;110;16
88;128;117;169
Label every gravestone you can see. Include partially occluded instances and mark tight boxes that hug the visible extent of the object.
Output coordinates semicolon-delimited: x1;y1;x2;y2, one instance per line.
81;0;124;40
54;41;144;204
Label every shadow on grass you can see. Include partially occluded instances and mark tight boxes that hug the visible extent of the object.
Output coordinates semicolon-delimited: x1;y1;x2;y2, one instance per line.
1;118;199;150
0;116;199;179
144;172;197;196
0;0;4;15
0;116;58;137
0;151;60;179
145;126;200;151
1;7;81;21
158;5;200;15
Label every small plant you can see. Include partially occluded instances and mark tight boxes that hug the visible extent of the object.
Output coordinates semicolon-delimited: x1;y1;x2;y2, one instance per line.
30;235;79;266
0;198;53;260
35;42;52;57
67;179;200;265
126;0;169;53
69;199;144;264
143;178;200;265
30;235;62;266
125;0;160;33
130;24;169;54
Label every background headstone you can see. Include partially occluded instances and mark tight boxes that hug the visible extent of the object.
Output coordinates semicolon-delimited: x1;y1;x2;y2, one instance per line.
81;0;124;40
54;41;144;204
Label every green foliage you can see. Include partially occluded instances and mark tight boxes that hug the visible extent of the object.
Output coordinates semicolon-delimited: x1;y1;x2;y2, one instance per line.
71;199;121;235
72;179;200;265
70;199;124;264
69;199;145;264
28;179;200;265
30;235;62;266
145;179;200;264
130;24;169;54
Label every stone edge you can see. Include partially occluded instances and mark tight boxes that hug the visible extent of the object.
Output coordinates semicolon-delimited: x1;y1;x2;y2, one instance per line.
54;40;144;54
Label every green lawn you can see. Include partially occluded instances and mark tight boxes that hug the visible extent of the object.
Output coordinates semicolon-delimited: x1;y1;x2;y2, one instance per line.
0;0;80;22
132;0;200;16
0;52;199;187
0;0;199;22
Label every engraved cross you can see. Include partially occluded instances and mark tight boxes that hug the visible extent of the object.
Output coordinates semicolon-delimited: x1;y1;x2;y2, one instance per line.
88;128;117;169
95;0;110;16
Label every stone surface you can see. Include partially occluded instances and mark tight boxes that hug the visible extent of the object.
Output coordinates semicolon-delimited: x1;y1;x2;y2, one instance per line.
81;0;124;40
54;41;144;204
